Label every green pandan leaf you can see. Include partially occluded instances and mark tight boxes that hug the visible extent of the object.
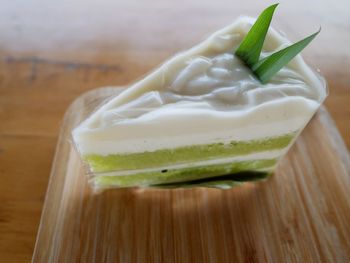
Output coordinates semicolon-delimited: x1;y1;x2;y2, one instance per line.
253;29;320;83
235;4;278;67
235;4;320;84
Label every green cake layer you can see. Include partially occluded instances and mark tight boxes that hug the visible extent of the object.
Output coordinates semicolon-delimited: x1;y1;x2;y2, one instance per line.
84;133;295;173
92;159;277;188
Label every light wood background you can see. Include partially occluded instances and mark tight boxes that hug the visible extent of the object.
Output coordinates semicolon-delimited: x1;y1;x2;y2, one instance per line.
0;0;349;262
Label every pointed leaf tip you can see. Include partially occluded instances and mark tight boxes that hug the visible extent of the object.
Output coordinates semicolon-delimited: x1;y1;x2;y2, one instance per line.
235;3;279;67
253;29;320;83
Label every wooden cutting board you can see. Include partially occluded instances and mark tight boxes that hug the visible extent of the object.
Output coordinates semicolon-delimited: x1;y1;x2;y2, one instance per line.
32;87;350;263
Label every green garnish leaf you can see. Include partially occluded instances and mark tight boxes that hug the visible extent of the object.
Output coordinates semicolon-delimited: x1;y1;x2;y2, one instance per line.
253;29;320;83
235;4;278;67
235;4;320;84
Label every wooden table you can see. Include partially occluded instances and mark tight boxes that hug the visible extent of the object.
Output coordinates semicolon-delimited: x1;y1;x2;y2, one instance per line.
0;1;349;262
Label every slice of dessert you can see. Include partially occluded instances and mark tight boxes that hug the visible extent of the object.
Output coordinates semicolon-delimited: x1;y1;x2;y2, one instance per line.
72;4;327;190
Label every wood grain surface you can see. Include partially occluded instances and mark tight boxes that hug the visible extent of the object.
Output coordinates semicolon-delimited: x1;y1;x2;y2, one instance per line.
0;1;350;262
32;87;350;263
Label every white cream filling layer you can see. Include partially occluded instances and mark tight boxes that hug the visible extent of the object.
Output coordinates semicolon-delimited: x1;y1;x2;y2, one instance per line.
72;17;327;156
74;96;317;155
94;148;286;177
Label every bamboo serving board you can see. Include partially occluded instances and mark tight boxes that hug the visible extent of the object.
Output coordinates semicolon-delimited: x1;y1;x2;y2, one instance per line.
32;87;350;263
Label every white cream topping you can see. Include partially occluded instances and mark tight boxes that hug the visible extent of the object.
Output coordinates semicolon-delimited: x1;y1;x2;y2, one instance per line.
73;17;327;156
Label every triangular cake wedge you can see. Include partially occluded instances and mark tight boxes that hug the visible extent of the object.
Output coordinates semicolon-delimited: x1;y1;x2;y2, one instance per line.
72;17;327;190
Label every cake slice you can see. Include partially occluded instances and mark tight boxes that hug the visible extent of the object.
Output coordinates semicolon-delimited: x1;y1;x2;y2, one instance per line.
72;6;327;190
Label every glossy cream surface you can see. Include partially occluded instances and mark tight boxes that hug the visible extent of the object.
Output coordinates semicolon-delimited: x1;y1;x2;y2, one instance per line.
73;17;327;155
